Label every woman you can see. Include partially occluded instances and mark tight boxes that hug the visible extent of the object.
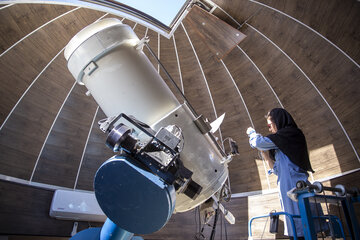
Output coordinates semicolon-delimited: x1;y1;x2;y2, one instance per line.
246;108;318;239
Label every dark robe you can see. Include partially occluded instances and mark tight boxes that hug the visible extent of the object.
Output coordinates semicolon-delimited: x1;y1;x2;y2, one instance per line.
266;108;314;173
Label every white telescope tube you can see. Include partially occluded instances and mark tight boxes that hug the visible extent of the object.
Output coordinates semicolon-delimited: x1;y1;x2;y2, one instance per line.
65;18;229;212
65;18;179;126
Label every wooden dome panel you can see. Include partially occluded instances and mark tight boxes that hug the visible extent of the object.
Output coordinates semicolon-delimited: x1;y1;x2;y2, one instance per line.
31;84;98;188
0;4;74;53
184;5;246;60
0;8;107;182
75;108;113;191
159;34;184;103
172;24;216;121
238;25;360;178
181;18;263;193
247;7;360;167
0;8;104;125
212;0;262;27
256;0;360;63
0;55;73;179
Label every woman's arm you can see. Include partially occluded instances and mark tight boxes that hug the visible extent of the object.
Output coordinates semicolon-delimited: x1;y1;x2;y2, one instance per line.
261;150;275;169
246;127;278;151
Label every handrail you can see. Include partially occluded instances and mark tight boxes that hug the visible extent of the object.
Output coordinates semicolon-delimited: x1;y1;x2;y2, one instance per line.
248;212;299;240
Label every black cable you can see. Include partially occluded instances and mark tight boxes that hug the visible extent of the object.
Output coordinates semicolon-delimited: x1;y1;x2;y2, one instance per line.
210;208;220;240
195;207;198;235
144;42;199;117
220;211;223;240
198;206;202;233
224;212;228;240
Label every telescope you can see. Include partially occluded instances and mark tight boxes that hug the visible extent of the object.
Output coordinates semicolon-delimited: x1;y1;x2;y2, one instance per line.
64;18;236;239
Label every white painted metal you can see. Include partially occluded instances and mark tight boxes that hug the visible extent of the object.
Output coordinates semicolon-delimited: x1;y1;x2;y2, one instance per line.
232;188;278;198
50;189;106;222
0;3;15;10
94;13;109;23
65;18;229;213
0;173;77;191
64;18;122;60
66;19;179;127
151;104;229;212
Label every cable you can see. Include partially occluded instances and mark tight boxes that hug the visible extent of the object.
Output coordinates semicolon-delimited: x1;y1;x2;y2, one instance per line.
198;206;202;233
210;208;220;240
220;211;223;240
224;213;228;240
194;207;198;235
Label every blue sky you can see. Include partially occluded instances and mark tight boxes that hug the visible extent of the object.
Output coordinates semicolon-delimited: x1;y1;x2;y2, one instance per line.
115;0;187;25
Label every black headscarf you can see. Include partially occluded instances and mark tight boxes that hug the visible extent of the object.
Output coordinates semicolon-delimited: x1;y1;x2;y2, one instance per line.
266;108;314;173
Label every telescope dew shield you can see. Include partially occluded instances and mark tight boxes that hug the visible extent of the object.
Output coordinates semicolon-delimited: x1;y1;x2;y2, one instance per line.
64;18;179;127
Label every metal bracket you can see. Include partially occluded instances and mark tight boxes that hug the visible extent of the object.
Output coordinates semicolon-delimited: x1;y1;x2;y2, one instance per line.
194;115;211;134
135;36;150;51
83;61;98;76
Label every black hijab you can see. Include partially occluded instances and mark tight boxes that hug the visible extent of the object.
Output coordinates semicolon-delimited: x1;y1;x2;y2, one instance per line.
266;108;314;173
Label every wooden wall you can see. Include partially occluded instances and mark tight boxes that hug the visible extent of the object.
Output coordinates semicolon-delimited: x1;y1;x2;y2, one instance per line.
211;0;360;183
0;1;359;239
0;180;102;236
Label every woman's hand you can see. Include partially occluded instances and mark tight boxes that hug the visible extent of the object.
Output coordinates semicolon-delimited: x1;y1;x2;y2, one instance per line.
246;127;255;136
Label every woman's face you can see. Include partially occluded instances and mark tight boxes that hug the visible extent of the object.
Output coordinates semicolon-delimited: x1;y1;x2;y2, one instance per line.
267;117;278;134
